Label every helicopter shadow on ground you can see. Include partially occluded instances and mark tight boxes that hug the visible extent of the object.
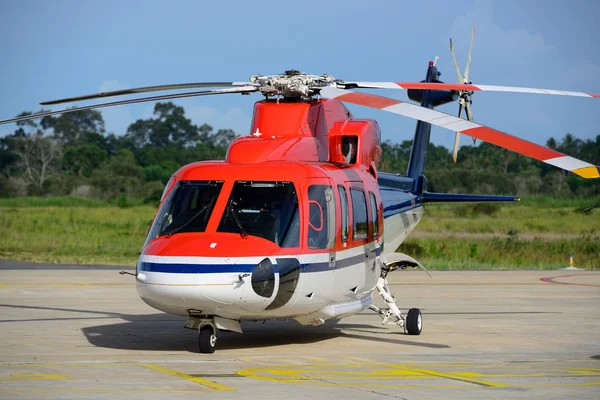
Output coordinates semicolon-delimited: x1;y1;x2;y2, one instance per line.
0;303;449;352
81;313;450;352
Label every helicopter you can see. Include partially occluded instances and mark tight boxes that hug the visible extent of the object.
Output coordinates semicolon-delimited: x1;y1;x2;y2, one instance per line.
1;39;598;354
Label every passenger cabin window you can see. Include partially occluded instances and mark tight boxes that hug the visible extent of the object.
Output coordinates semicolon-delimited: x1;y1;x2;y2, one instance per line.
338;186;349;242
144;180;224;246
307;185;336;249
351;188;368;240
218;181;299;247
369;192;379;238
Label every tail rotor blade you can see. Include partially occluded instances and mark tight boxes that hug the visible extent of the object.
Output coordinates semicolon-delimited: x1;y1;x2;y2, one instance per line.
452;132;461;163
40;82;252;106
465;102;476;144
0;86;258;126
464;26;475;83
453;103;464;163
465;101;474;122
449;38;464;84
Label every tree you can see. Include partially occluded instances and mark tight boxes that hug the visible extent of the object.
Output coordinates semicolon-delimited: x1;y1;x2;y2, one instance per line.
62;144;107;177
91;149;144;200
126;102;201;148
12;132;62;193
41;109;105;146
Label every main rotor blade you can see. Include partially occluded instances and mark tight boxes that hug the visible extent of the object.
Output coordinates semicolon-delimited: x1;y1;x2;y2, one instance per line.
340;82;600;99
320;87;600;179
464;26;475;83
40;82;252;105
0;86;258;126
449;38;464;84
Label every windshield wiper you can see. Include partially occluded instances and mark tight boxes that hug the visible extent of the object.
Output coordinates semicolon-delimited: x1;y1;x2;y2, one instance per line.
229;200;248;239
163;204;209;237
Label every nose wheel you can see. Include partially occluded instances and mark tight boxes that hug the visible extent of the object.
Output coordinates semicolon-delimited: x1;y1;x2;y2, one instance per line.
198;323;217;353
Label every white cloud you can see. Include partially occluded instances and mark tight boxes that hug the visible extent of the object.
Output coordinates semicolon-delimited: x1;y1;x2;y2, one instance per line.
185;104;251;135
560;60;600;88
448;0;554;68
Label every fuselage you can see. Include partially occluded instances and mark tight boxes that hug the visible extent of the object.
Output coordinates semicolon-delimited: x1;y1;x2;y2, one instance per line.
136;98;424;322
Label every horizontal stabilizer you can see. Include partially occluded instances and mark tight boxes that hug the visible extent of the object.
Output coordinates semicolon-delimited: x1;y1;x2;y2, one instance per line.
422;192;519;203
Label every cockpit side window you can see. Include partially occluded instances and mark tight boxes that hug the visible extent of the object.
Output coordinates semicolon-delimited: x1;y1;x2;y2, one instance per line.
144;180;223;246
307;185;336;249
217;181;299;247
160;176;175;202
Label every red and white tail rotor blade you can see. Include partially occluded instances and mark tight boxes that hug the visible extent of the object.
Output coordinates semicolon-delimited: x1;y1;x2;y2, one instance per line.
341;82;600;99
0;86;258;126
320;87;600;179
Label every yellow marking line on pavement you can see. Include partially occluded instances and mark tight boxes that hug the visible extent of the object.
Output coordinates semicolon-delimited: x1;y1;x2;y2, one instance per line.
237;362;600;389
0;373;68;381
0;362;135;367
346;356;474;367
141;363;236;391
0;389;210;394
405;368;507;388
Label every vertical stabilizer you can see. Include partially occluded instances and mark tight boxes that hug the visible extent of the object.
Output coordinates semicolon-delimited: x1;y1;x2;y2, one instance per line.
406;63;457;192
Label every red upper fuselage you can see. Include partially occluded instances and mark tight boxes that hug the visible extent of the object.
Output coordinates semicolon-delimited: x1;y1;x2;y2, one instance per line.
144;98;384;258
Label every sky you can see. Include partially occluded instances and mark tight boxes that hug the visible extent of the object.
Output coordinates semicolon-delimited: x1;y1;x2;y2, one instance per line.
1;0;599;152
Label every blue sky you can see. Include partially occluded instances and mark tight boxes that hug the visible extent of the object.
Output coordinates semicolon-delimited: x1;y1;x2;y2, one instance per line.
1;0;599;152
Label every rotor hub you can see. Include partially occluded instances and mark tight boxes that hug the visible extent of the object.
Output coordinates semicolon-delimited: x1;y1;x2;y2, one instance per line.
250;71;339;99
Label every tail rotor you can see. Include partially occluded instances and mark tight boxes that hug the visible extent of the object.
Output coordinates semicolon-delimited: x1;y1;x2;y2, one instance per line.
450;26;476;163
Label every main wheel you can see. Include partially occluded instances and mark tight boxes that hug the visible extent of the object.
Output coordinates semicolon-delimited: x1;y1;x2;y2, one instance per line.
198;326;217;353
406;308;422;335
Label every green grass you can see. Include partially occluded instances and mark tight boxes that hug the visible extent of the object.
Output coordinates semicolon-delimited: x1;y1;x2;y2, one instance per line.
0;205;155;266
0;196;147;208
418;199;600;235
0;196;598;268
400;237;599;270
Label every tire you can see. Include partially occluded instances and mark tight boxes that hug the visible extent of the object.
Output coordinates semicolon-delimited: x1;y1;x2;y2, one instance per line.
406;308;422;335
198;326;217;353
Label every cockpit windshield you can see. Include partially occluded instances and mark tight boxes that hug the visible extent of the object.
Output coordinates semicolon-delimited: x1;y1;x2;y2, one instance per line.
144;180;224;245
218;181;299;248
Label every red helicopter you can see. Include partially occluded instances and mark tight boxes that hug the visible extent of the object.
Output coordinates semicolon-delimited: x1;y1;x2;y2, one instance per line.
2;48;598;354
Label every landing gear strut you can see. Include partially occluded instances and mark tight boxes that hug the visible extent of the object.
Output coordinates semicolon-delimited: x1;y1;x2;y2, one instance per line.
369;261;422;335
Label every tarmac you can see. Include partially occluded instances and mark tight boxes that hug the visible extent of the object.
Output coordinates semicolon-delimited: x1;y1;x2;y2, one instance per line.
0;261;599;399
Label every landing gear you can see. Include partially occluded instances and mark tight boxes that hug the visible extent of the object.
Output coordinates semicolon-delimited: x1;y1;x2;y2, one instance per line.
198;324;217;354
369;261;423;335
406;308;422;335
184;314;219;353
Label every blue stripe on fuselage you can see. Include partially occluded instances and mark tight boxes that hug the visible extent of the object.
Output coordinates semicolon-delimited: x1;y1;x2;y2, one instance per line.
139;247;381;274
